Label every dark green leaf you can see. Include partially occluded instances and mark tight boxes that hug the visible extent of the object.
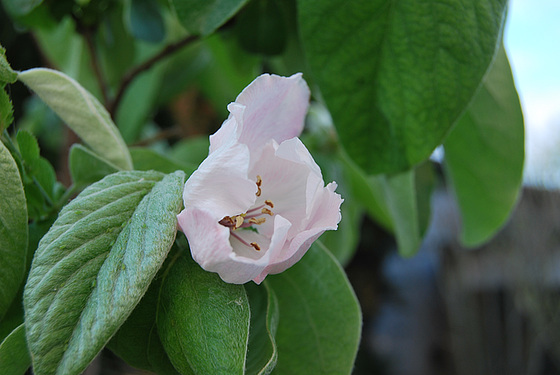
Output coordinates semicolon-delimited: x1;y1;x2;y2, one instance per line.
69;144;120;187
266;241;361;374
17;68;133;170
245;283;278;375
169;136;210;167
130;147;197;175
236;0;287;56
0;0;43;16
0;324;30;375
158;253;250;375
171;0;249;36
0;141;27;320
298;0;507;174
28;157;56;201
444;45;524;246
125;0;166;43
23;170;174;375
0;45;17;84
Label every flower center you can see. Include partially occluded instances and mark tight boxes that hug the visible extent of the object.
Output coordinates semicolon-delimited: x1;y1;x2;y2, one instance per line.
219;175;274;251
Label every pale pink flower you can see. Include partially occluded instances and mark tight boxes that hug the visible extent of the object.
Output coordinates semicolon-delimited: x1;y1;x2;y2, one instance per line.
177;73;342;284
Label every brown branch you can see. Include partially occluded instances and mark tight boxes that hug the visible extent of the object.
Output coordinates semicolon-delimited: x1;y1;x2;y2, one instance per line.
131;126;183;147
108;35;200;118
83;28;110;105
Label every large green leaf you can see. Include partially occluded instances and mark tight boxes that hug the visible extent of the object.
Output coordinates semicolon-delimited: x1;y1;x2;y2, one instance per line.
171;0;249;36
444;45;524;247
0;324;30;375
266;242;361;374
23;170;186;375
298;0;507;174
245;283;279;375
157;253;250;375
17;68;133;170
0;141;27;320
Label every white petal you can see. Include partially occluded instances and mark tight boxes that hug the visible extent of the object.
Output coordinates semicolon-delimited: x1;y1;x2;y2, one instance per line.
183;141;256;220
208;103;244;153
234;73;310;151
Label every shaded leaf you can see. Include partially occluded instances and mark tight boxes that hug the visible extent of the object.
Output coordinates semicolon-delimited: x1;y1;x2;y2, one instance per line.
158;253;250;375
0;324;30;375
0;45;17;84
0;141;27;320
266;242;361;374
125;0;166;43
0;88;14;134
130;147;197;175
298;0;507;174
69;144;120;187
245;282;279;375
17;68;133;170
171;0;249;36
0;0;43;17
444;45;524;246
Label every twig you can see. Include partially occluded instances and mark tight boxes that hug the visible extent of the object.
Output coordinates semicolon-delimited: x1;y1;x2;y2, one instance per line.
83;27;110;105
108;35;200;118
131;126;183;147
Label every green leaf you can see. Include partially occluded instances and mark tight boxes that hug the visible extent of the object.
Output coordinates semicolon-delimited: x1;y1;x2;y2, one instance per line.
16;130;40;163
0;46;17;84
0;88;14;132
444;45;524;247
298;0;507;174
17;68;133;170
266;242;361;374
171;0;249;36
108;257;180;375
130;147;197;175
125;0;166;43
0;0;43;16
236;0;287;56
157;253;250;375
0;141;28;320
169;136;210;167
0;324;31;375
23;170;184;375
69;144;121;187
245;283;279;375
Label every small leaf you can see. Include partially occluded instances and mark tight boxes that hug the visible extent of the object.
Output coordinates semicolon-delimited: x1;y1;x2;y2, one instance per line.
298;0;508;174
69;144;120;187
130;147;197;175
158;253;250;375
0;46;17;84
16;130;40;162
171;0;250;36
0;324;31;375
245;283;278;375
266;242;361;374
23;170;165;375
17;68;133;170
125;0;166;43
0;88;14;132
444;45;524;246
0;141;28;320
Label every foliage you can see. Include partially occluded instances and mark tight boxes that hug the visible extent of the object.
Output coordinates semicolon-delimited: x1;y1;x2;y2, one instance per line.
0;0;523;373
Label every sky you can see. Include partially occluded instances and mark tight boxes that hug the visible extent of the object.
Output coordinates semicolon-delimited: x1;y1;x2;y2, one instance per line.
504;0;560;186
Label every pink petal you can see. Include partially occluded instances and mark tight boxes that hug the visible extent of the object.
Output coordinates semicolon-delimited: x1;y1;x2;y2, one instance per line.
183;142;256;220
233;73;310;150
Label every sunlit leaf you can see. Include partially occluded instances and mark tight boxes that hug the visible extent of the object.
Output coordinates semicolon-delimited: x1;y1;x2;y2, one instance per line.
444;45;524;246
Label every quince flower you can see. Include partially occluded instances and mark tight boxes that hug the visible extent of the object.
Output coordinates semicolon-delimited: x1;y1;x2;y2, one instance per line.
177;73;342;284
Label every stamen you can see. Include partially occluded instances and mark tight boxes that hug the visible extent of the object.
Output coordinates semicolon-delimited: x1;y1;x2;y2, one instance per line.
265;200;274;208
234;216;244;229
249;217;266;225
256;175;262;197
261;208;273;216
219;216;235;227
250;242;261;251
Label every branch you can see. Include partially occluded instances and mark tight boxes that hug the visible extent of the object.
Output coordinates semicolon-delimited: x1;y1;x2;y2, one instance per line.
83;27;110;105
108;35;200;118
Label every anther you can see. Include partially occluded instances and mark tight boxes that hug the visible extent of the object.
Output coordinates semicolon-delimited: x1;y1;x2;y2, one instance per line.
250;242;261;251
256;175;262;197
249;217;266;225
234;216;244;229
265;200;274;208
261;208;273;216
